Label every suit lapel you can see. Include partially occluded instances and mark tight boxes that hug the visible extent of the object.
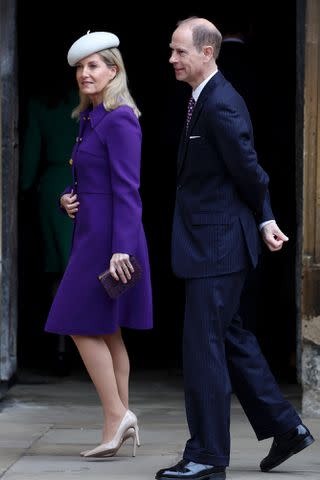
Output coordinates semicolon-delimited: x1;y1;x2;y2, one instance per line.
177;123;187;173
177;91;206;176
177;72;224;177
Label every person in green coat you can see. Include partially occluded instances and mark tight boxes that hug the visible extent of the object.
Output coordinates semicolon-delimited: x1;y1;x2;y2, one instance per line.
20;88;78;374
20;89;78;272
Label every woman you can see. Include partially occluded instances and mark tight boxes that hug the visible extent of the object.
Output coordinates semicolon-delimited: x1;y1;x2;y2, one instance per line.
21;88;78;375
45;31;153;458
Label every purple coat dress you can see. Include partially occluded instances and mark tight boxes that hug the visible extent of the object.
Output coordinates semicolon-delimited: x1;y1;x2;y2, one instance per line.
45;103;153;335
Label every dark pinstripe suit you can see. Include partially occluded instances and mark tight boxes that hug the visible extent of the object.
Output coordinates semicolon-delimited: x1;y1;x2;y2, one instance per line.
172;72;301;466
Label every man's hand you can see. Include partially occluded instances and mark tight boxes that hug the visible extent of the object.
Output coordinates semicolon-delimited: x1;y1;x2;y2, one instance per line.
261;220;289;252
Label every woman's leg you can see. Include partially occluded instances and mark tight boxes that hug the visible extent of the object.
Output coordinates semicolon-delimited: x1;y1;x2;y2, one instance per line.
103;328;130;409
71;335;127;443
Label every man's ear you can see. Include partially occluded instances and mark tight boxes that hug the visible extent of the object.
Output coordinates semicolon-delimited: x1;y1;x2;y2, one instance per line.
202;45;214;62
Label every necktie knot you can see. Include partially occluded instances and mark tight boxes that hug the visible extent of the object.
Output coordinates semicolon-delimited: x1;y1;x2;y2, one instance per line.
186;96;196;132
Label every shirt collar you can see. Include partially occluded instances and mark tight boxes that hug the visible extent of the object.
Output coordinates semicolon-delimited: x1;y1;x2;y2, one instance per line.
192;69;218;102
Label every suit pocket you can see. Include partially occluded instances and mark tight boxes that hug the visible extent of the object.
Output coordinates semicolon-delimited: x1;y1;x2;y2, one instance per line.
191;212;232;225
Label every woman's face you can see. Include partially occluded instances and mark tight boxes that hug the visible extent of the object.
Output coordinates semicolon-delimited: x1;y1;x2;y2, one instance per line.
76;53;116;105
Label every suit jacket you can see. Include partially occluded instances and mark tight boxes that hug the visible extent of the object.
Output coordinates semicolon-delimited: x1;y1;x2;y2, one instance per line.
217;41;258;124
171;72;274;278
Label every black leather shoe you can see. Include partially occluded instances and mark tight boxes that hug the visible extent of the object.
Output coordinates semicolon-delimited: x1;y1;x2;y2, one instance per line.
260;423;314;472
155;459;226;479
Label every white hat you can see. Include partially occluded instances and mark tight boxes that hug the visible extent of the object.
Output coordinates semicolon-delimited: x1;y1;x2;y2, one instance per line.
67;31;120;66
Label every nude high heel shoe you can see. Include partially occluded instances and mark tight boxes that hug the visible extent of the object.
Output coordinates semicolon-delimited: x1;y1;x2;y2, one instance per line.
80;427;136;457
83;410;140;458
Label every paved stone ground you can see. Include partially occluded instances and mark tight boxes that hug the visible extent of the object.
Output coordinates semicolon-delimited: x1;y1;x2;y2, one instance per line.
0;370;319;479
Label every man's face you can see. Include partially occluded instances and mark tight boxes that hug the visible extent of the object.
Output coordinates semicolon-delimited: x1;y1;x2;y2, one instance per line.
169;26;204;88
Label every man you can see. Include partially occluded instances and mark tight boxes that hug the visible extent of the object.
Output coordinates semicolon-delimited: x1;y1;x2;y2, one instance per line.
156;17;314;480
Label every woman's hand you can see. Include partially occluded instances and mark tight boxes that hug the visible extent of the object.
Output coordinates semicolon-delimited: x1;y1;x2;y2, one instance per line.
109;253;134;283
60;190;79;219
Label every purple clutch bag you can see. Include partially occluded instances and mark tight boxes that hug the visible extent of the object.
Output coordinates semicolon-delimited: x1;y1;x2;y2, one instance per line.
98;256;142;299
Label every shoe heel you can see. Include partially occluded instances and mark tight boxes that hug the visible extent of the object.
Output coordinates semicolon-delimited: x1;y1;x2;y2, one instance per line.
131;424;141;457
292;434;315;454
132;433;137;457
135;425;141;447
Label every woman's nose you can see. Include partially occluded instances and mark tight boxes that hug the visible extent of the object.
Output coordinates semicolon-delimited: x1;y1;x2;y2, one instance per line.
81;66;89;77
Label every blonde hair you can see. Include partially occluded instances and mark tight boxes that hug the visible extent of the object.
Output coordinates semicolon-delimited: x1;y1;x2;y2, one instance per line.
72;48;141;118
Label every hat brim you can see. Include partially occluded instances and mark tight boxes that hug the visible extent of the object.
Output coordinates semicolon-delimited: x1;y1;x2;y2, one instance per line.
67;31;120;66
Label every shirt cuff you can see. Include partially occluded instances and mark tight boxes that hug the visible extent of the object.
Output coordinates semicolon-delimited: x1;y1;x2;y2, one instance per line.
259;220;275;231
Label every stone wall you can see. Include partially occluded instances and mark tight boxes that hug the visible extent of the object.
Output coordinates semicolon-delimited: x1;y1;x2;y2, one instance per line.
0;0;18;391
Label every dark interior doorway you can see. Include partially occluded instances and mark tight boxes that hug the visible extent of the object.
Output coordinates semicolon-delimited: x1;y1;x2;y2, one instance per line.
17;1;297;381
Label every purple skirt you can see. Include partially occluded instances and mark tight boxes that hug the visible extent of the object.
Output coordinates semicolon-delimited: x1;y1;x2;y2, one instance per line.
45;193;153;335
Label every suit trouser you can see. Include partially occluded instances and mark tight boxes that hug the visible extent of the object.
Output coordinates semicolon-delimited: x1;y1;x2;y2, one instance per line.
182;270;301;466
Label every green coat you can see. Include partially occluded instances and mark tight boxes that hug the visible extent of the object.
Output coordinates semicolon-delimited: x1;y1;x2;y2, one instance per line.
20;91;78;272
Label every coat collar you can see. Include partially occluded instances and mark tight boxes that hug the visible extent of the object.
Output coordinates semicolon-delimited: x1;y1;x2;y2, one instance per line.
80;102;108;128
189;70;224;126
